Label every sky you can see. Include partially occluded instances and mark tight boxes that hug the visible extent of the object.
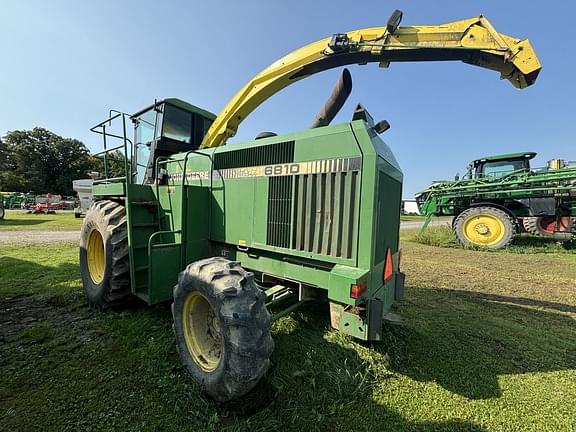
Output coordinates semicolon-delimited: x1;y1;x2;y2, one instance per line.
0;0;574;196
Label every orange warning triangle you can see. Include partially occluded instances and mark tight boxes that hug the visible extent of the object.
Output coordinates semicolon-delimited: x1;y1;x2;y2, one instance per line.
384;248;393;283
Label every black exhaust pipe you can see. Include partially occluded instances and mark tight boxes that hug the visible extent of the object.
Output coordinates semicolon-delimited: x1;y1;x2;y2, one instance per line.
309;68;352;128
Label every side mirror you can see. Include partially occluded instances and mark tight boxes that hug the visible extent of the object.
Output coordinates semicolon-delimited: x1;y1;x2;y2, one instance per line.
373;120;390;135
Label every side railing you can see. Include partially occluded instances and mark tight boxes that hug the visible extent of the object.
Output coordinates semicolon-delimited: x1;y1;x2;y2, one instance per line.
154;150;214;268
90;110;133;185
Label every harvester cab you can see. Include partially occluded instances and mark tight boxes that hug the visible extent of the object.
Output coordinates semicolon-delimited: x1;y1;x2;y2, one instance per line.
131;99;216;184
469;152;536;179
81;11;541;402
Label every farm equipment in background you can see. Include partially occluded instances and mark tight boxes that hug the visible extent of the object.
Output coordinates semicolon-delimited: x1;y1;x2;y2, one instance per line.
79;11;540;401
27;202;65;214
0;192;36;209
26;194;72;214
417;152;576;249
72;179;94;218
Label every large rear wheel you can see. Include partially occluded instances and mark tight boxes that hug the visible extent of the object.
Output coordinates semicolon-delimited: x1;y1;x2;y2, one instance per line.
522;216;572;237
172;257;273;402
79;200;131;309
0;206;4;220
454;206;514;250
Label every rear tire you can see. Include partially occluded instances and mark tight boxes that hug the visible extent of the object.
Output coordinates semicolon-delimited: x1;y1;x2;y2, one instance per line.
172;257;273;402
79;200;131;309
0;207;4;220
454;206;514;250
523;216;572;237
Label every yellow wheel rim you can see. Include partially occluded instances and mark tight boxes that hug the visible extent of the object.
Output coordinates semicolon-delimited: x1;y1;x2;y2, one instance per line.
87;230;105;284
182;292;222;372
463;214;506;246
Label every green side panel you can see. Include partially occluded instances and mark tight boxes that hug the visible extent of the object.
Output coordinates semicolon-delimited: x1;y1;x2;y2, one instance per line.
142;184;184;304
184;185;210;264
350;122;402;305
92;182;125;197
149;242;181;304
252;177;268;244
210;178;255;246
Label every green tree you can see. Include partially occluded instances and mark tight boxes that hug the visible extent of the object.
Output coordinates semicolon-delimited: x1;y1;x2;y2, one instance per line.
88;150;128;180
0;128;95;195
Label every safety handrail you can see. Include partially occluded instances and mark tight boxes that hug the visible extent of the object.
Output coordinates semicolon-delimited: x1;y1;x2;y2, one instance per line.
90;111;133;183
152;150;214;268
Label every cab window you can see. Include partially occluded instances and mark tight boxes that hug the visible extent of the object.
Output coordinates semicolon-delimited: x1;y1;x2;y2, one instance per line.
134;109;158;184
135;109;157;146
162;104;193;143
480;159;526;177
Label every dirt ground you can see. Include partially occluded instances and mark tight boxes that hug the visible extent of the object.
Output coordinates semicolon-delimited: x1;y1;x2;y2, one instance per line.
0;221;450;244
0;230;79;243
0;295;94;344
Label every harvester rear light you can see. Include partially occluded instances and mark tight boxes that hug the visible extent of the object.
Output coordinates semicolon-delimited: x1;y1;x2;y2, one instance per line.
350;280;367;299
383;248;394;284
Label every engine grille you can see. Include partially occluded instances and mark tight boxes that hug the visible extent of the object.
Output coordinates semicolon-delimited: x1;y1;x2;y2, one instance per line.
265;156;360;259
267;176;293;248
214;141;294;169
292;171;358;258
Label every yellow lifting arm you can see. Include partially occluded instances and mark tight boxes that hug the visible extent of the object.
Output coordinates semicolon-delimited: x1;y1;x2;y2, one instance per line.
200;13;541;149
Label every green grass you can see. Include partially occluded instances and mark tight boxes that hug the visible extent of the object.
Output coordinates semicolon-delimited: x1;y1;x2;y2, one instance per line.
400;215;425;221
1;242;575;431
406;226;576;255
399;215;451;222
409;225;458;247
0;210;82;231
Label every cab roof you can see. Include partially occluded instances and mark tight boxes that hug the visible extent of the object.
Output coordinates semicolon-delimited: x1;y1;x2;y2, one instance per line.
473;152;537;165
131;98;216;120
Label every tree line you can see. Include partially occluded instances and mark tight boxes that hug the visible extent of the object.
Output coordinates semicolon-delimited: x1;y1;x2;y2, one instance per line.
0;128;125;196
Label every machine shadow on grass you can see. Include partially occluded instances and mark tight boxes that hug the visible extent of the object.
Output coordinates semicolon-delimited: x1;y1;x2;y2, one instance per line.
0;256;82;299
0;217;48;227
376;287;576;400
510;234;576;250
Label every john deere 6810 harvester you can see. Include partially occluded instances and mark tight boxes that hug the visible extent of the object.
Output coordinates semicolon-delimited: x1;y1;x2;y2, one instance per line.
79;11;541;401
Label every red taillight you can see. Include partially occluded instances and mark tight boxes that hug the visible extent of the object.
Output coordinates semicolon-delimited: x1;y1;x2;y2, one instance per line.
350;280;367;299
383;247;394;284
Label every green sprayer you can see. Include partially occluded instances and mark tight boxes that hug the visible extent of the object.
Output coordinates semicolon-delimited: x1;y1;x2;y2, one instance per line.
417;152;576;249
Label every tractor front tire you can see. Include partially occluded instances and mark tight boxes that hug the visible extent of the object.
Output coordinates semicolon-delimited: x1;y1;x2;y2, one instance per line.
0;206;4;220
454;206;514;250
172;257;273;402
79;200;131;309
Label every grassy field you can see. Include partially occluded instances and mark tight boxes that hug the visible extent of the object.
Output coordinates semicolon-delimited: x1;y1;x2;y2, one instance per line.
0;210;82;231
3;210;426;226
0;210;436;228
400;215;425;221
1;239;575;431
